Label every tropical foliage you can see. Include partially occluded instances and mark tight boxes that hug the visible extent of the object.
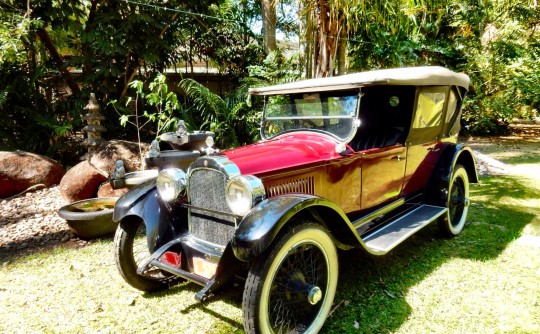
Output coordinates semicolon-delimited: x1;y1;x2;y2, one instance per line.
265;0;539;133
109;73;182;146
0;0;538;160
0;0;264;159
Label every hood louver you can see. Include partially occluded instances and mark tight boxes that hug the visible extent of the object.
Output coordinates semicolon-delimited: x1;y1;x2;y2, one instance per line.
266;176;315;197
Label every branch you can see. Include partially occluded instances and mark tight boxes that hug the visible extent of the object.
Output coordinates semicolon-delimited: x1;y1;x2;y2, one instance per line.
36;28;81;95
120;3;180;97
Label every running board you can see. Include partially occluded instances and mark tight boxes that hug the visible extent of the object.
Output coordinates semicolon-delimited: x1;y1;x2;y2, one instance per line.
360;204;447;255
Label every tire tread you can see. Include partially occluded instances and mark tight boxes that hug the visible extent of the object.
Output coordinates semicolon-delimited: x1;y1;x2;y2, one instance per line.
114;218;181;292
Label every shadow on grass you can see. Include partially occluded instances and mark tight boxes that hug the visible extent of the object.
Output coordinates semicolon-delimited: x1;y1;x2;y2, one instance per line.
3;176;534;333
115;175;535;333
501;153;540;165
323;177;535;333
472;175;539;200
0;233;112;262
141;273;244;329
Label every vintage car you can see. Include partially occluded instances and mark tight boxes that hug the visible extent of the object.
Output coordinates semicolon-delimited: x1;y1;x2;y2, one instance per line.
112;66;477;333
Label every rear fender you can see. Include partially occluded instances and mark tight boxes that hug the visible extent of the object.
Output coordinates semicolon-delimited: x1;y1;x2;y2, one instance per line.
113;180;185;253
231;194;363;262
427;144;478;206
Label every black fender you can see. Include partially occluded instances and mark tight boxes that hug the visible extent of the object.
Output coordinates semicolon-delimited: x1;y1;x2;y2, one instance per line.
427;143;478;206
113;180;186;253
113;180;156;222
231;194;363;262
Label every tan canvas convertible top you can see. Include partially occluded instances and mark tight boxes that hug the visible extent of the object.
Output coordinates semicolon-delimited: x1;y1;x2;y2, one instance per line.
249;66;470;96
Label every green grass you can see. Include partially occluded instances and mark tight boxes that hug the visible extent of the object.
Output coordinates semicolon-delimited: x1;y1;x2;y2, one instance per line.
1;177;539;333
324;174;540;333
0;243;244;333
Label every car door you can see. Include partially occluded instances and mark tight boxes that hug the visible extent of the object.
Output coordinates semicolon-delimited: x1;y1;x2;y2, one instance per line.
352;85;414;210
360;145;407;209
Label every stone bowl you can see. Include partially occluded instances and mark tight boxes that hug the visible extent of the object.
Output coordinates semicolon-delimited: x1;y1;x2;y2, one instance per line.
58;197;118;239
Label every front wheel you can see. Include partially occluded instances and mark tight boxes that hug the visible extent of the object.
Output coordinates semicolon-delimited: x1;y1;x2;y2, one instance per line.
114;217;182;292
438;164;470;237
242;223;338;334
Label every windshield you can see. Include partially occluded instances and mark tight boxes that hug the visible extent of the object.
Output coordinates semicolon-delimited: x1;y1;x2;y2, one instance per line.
261;90;359;141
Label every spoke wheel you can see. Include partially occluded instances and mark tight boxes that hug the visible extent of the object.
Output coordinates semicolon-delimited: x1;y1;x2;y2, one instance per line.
438;164;470;237
243;223;338;334
114;217;182;291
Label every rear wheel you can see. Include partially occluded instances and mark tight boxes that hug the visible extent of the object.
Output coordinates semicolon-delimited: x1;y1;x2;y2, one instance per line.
114;217;182;292
438;165;470;237
242;223;338;334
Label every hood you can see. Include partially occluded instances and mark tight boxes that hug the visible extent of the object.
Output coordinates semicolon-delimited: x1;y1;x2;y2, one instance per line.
223;132;342;175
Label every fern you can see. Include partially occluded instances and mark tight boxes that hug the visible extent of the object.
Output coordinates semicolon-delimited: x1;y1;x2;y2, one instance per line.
0;90;7;108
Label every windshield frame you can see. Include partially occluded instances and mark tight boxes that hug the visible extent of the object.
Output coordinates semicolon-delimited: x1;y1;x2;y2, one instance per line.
259;89;362;143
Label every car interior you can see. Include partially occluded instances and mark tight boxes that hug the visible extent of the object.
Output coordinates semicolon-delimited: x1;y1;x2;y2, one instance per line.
350;85;416;152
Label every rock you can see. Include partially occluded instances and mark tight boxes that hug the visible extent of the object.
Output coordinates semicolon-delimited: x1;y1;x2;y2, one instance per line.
0;151;66;199
97;182;129;198
89;140;149;178
473;150;513;176
59;161;108;202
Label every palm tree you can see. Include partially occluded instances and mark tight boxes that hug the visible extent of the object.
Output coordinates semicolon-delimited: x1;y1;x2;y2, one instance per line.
261;0;277;53
300;0;361;78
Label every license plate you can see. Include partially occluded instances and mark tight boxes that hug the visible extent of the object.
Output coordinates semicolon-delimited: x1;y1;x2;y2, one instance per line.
193;257;217;279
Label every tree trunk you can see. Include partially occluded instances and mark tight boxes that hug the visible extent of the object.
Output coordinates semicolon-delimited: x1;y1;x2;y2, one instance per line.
300;0;350;78
36;28;81;96
315;0;335;78
261;0;277;53
336;27;347;75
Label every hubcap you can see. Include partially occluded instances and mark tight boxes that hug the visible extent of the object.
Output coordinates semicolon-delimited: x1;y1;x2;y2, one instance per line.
307;286;322;305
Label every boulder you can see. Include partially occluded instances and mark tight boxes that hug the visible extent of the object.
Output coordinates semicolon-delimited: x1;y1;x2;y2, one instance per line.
59;161;107;202
0;151;66;199
89;140;149;178
97;182;129;198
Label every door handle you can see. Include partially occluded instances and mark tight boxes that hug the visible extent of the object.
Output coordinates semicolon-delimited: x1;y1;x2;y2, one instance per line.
392;156;406;161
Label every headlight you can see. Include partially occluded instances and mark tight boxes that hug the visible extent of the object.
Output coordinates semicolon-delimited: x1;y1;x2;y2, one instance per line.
225;175;265;216
156;168;187;202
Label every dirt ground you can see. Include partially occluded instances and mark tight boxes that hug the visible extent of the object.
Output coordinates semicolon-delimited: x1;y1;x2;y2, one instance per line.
462;122;540;178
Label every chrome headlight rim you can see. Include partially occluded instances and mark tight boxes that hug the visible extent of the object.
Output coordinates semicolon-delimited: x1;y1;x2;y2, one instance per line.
156;168;187;202
225;175;265;216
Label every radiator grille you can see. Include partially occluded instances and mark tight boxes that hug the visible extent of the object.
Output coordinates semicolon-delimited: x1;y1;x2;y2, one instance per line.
189;169;235;246
266;176;315;197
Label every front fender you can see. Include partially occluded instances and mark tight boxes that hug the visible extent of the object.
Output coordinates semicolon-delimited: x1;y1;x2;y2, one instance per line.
113;180;156;222
232;194;362;262
113;180;186;253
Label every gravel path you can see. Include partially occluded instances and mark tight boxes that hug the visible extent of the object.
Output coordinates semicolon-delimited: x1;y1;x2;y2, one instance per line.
0;186;91;261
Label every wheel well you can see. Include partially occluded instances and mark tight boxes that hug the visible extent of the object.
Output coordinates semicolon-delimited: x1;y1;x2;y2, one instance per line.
289;206;360;250
121;215;142;224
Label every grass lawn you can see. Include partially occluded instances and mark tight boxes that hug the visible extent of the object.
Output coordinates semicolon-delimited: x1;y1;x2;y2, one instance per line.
324;173;540;333
1;139;539;333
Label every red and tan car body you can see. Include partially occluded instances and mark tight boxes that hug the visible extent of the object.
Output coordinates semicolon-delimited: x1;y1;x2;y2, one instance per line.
227;66;477;260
